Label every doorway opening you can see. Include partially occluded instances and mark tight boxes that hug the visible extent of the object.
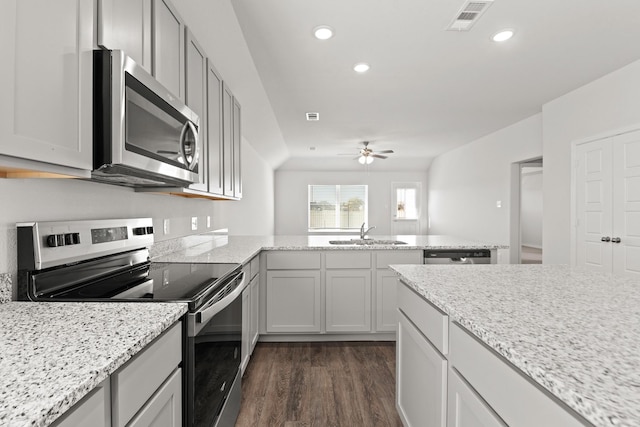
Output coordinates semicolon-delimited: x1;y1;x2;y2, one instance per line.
510;158;543;264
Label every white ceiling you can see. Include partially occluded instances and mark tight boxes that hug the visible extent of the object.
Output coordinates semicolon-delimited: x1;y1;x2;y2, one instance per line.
231;0;640;171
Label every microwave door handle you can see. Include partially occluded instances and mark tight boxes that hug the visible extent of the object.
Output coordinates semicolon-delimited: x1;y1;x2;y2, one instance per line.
179;121;199;171
196;272;247;325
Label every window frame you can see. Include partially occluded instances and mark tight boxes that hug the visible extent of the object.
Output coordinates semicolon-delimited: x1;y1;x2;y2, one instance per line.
308;184;369;232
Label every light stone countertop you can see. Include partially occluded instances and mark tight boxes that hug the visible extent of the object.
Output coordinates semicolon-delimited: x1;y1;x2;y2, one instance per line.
152;234;505;264
0;302;187;427
389;264;640;427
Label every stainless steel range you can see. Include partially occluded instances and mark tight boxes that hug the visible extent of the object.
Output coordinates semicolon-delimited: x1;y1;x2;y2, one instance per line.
17;218;246;427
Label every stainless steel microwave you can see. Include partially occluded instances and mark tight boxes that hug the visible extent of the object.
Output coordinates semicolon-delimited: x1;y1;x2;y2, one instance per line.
92;49;200;187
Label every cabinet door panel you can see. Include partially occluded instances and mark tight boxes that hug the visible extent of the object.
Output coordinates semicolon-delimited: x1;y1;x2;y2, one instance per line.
128;368;182;427
266;271;321;333
376;270;398;332
397;311;447;427
241;287;251;374
448;368;506;427
185;29;207;191
326;270;371;332
98;0;152;71
153;0;184;100
233;97;242;199
112;322;181;427
207;62;224;195
0;0;93;171
250;275;260;349
222;84;234;196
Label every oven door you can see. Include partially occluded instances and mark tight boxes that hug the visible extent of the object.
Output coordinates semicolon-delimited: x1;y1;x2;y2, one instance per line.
185;271;246;427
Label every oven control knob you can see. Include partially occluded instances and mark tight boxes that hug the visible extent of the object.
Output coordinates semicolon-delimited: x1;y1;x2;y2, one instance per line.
64;233;73;245
133;227;147;235
146;226;154;235
72;233;81;244
46;235;58;247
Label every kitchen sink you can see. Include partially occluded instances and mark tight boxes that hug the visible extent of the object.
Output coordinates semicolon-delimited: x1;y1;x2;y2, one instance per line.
328;239;407;245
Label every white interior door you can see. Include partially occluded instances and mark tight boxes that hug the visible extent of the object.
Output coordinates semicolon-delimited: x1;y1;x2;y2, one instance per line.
391;182;421;235
575;138;613;272
612;130;640;277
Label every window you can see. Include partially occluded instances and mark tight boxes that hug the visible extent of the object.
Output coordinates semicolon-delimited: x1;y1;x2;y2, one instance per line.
392;182;421;221
308;185;368;230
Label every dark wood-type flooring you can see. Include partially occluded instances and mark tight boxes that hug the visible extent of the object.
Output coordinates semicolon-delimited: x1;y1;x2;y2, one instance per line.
236;342;403;427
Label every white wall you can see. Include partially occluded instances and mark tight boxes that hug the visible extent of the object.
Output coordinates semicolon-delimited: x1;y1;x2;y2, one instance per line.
215;139;275;235
542;58;640;264
520;170;543;248
427;114;542;261
274;170;428;235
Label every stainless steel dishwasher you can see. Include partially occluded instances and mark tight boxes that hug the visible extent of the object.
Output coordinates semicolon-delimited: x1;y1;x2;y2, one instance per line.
424;249;492;264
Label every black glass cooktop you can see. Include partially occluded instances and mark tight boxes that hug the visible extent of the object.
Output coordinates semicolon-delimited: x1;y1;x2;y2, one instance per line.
33;260;241;311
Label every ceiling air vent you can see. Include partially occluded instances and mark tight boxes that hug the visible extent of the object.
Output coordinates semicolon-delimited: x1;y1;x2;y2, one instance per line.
306;112;319;121
447;0;494;31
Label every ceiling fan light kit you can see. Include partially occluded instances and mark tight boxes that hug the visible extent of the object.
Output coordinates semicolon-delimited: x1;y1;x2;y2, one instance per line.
359;155;374;164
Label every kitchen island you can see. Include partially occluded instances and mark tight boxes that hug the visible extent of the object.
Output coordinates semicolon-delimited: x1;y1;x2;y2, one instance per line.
0;302;186;427
390;264;640;427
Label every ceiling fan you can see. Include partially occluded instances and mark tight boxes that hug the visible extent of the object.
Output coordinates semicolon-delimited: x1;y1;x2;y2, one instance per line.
340;141;394;164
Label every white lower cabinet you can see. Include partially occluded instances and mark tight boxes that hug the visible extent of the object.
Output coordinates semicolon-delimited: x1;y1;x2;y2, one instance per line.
376;250;423;333
242;257;260;374
112;322;182;427
241;284;251;373
52;380;111;427
249;273;260;350
266;270;321;333
397;310;447;427
262;250;422;337
127;367;182;427
397;281;592;427
325;270;371;332
53;321;182;427
376;270;400;332
447;368;506;427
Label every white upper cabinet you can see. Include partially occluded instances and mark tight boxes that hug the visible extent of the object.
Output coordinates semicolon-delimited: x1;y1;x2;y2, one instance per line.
0;0;94;176
233;97;242;199
153;0;185;101
207;62;224;195
185;28;207;191
97;0;152;72
222;84;234;197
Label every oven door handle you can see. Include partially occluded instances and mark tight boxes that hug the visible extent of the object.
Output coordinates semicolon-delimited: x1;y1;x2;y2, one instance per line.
195;271;247;325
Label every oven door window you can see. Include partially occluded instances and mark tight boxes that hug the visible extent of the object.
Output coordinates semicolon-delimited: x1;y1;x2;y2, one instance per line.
192;295;241;426
124;73;198;172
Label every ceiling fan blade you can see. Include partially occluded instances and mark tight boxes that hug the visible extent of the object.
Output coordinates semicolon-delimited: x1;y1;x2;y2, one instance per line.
376;150;394;154
371;154;388;159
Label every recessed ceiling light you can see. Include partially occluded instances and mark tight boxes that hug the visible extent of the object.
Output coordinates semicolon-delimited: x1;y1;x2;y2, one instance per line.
492;29;514;42
313;26;334;40
354;63;370;73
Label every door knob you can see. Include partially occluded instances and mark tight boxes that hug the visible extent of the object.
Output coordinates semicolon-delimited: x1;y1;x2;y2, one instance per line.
611;237;621;243
601;236;611;242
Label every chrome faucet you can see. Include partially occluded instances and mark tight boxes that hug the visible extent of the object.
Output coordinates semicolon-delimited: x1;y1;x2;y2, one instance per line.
360;222;376;239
